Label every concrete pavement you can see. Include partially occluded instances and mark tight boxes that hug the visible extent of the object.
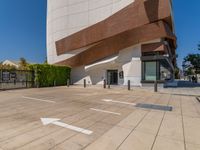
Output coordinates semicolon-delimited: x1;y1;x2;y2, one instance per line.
0;86;199;150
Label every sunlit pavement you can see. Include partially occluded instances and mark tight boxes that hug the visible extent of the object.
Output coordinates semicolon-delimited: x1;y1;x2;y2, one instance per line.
0;86;200;150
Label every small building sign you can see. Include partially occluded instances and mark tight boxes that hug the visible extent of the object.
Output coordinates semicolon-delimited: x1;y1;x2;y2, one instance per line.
119;71;124;79
10;73;17;79
2;71;10;81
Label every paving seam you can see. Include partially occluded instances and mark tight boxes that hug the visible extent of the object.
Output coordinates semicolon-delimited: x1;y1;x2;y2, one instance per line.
49;93;144;150
1;89;158;149
13;105;98;150
180;96;190;150
0;99;74;119
18;105;117;150
116;110;149;150
0;94;105;132
13;93;123;149
16;113;96;150
0;99;87;133
0;105;89;140
81;93;151;150
115;93;162;150
81;110;146;150
48;105;124;150
160;92;200;98
0;101;94;145
1;89;101;116
92;93;155;128
149;93;172;150
0;94;85;118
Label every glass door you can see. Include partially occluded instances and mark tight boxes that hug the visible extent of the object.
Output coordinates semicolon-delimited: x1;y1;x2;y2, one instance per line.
107;70;118;85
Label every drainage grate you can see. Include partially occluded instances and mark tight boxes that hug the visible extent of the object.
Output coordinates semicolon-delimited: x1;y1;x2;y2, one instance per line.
135;103;173;111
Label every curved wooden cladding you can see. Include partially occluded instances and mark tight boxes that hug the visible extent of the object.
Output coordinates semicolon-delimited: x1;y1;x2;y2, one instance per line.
56;21;176;67
141;42;167;53
56;0;172;55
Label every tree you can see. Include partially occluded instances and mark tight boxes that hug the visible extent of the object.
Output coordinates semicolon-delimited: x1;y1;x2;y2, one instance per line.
174;66;180;79
183;54;200;82
0;63;3;70
19;57;28;70
173;54;180;79
0;64;16;70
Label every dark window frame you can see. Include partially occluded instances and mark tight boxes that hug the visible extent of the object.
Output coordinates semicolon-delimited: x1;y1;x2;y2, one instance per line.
141;60;161;82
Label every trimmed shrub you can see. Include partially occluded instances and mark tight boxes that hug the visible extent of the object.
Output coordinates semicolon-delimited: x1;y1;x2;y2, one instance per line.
29;64;71;87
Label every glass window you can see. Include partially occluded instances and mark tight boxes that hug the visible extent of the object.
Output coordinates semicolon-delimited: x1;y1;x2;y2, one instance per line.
145;62;157;81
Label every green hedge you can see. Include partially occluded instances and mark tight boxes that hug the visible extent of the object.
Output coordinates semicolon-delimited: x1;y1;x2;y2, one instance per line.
29;64;71;87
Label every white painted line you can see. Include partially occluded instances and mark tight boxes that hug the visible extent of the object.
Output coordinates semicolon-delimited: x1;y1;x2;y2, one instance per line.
41;118;93;135
102;99;136;106
22;96;56;104
90;108;121;116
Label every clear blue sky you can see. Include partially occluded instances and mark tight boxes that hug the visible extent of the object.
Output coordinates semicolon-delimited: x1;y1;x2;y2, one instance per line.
0;0;199;67
0;0;47;63
173;1;200;67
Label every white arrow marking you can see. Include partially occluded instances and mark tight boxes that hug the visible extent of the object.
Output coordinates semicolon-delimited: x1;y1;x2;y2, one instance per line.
90;108;121;116
102;99;136;106
40;118;93;135
22;96;56;103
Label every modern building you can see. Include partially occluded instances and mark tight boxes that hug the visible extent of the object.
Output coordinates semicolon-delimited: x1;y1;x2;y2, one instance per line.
47;0;177;86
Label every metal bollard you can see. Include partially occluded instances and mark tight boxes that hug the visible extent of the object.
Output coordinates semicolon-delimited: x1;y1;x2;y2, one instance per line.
67;79;70;87
154;80;158;92
128;80;131;91
108;82;110;89
108;73;111;89
84;79;86;88
103;79;106;89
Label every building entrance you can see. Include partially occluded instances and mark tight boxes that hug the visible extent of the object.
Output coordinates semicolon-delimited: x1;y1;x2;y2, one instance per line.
107;70;118;85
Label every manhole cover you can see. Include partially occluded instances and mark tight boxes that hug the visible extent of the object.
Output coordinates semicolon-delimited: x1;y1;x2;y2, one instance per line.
135;103;173;111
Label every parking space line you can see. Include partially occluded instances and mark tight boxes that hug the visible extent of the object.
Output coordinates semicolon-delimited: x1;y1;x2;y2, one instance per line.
90;108;121;116
102;99;136;106
22;96;56;103
41;118;93;135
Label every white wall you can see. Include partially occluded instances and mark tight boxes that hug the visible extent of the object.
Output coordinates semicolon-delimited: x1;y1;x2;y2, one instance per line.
47;0;135;64
71;64;120;85
47;1;163;86
71;44;141;86
70;39;161;86
119;45;142;86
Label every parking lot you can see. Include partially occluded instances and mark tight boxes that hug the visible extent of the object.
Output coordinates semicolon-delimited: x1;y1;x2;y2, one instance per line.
0;86;200;150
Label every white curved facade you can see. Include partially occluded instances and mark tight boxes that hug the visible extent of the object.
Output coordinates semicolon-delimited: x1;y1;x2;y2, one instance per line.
46;0;175;86
47;0;135;64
